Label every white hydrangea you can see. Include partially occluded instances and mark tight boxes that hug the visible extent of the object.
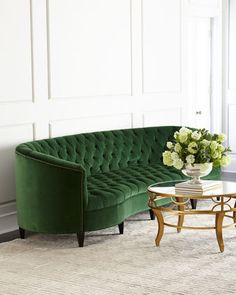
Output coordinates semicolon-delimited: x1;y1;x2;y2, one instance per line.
173;158;184;170
221;155;231;166
171;152;179;160
162;151;173;166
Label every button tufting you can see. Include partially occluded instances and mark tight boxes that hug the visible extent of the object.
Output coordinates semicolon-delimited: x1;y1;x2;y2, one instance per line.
22;126;181;178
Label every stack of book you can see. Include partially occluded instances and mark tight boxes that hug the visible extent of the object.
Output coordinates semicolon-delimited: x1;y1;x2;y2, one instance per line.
175;180;222;195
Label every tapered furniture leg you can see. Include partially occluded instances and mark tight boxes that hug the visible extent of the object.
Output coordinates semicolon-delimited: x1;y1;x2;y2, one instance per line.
19;227;25;239
176;197;185;233
118;222;124;234
215;212;224;253
190;199;197;209
77;232;85;247
233;201;236;227
153;208;164;246
149;209;155;220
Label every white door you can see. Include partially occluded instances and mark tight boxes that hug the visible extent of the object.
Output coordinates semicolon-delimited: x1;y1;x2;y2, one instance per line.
184;17;212;130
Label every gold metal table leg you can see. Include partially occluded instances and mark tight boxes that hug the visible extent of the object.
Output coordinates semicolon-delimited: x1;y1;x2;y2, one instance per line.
215;212;225;253
176;197;185;233
153;208;164;246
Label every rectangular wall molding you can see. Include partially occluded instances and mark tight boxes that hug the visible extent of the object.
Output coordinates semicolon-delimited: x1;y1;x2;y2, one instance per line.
49;113;133;138
227;103;236;153
228;0;236;90
142;108;182;127
47;0;132;99
222;1;236;173
0;0;33;103
184;0;219;18
142;0;182;94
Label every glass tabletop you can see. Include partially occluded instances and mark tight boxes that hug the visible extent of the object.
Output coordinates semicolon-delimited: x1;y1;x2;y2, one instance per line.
148;180;236;198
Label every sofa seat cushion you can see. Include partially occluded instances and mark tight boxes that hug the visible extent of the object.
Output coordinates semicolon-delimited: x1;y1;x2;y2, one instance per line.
86;164;186;211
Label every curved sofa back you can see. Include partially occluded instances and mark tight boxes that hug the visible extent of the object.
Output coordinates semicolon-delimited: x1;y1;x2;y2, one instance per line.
16;126;180;176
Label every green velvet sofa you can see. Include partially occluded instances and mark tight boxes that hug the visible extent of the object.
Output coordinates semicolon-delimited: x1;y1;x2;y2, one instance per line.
15;126;220;246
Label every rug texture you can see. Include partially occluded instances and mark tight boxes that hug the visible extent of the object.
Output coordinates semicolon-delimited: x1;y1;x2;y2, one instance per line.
1;199;236;295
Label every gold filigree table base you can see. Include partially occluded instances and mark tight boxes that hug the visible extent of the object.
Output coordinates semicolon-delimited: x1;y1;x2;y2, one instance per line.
148;181;236;253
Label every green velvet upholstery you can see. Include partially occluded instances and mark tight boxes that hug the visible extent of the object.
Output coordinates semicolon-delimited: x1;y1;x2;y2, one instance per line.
15;126;221;238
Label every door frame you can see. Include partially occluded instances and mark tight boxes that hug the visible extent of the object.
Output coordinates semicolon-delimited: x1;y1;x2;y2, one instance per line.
181;0;223;133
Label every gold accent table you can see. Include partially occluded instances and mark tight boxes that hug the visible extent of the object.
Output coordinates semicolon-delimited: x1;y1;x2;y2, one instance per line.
148;180;236;253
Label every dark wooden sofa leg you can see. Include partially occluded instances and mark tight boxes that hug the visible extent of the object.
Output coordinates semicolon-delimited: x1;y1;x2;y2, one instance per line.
118;222;124;234
149;209;155;220
191;199;197;209
19;227;25;239
77;232;85;247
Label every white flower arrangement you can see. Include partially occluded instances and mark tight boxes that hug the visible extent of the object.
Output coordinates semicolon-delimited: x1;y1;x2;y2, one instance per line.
162;127;231;170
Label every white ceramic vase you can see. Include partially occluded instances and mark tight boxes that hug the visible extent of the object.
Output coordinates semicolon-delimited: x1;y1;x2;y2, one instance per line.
181;162;213;184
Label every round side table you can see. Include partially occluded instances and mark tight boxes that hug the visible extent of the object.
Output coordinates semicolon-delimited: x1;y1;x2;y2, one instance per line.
148;180;236;252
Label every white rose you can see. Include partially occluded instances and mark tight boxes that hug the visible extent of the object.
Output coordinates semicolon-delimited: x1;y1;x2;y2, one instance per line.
174;143;182;153
217;144;225;152
218;133;226;143
167;141;173;149
210;141;218;151
201;139;210;146
191;131;201;141
187;142;198;154
179;127;192;135
179;133;188;143
211;151;220;159
174;131;179;139
186;154;195;164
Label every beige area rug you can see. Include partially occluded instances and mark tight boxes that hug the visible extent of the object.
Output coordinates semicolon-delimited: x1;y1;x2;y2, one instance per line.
1;200;236;295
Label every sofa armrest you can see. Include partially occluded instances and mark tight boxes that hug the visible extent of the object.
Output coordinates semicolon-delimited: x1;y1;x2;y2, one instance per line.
15;151;87;234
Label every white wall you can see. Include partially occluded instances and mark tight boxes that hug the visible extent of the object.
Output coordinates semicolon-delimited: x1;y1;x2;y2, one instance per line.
0;0;220;233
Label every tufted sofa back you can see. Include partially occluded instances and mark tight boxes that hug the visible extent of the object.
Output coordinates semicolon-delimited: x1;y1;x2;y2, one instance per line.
16;126;180;176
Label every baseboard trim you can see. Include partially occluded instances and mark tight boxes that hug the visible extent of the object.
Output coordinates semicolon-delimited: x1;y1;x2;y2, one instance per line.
221;171;236;181
222;171;236;175
0;230;19;243
0;201;17;235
